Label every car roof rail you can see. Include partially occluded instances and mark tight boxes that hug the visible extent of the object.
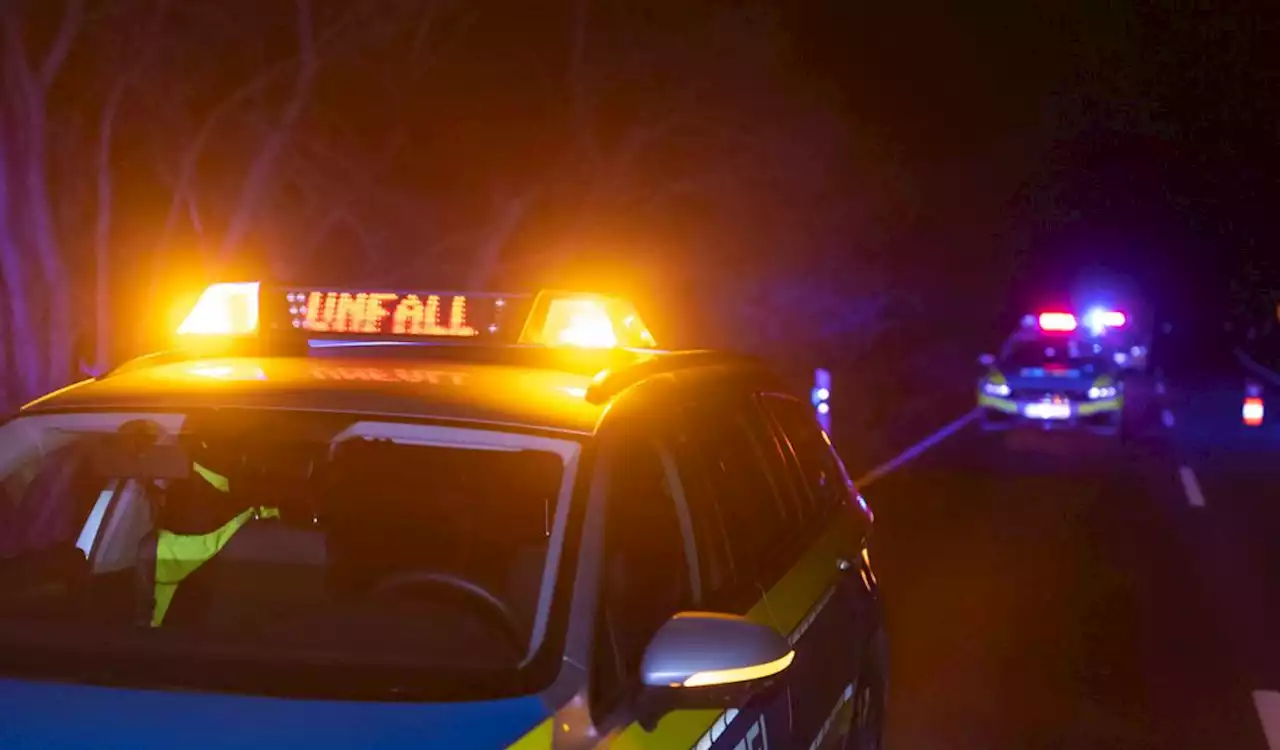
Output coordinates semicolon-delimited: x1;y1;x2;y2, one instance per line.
99;350;196;379
583;349;765;405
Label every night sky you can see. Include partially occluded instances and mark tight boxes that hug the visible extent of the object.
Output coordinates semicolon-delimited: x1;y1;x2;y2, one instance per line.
792;0;1280;327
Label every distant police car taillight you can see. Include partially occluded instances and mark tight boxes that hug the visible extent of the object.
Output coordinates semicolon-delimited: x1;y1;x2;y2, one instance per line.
1244;396;1265;427
1038;312;1078;332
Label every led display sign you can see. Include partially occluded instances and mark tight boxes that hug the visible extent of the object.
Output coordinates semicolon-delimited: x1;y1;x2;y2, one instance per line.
287;291;507;339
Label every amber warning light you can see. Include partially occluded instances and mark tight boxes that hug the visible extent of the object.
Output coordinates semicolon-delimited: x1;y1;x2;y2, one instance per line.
176;283;658;351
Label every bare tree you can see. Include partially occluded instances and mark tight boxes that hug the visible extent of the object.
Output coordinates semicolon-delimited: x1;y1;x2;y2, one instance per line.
215;0;318;265
88;0;169;375
1;0;84;398
0;0;883;406
0;0;463;404
547;3;853;271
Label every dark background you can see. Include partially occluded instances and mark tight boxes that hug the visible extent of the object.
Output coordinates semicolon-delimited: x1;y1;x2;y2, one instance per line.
2;0;1278;416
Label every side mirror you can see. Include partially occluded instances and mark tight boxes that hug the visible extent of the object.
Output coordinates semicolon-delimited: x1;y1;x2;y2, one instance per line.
978;353;996;367
636;612;793;730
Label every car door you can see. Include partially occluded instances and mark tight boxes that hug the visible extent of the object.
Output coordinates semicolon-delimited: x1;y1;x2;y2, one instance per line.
585;397;803;750
658;393;814;749
584;419;701;746
758;392;876;749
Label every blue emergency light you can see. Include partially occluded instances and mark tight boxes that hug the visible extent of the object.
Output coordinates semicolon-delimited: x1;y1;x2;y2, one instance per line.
812;368;832;434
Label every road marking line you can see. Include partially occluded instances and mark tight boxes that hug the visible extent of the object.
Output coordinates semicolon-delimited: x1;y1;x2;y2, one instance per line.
1155;380;1166;395
1178;465;1206;508
1254;690;1280;750
854;408;979;488
1161;408;1175;428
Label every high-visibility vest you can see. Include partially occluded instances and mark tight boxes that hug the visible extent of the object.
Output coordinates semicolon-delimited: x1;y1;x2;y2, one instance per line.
149;463;278;626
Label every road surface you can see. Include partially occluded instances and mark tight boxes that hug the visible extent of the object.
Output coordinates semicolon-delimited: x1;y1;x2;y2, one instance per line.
853;358;1280;749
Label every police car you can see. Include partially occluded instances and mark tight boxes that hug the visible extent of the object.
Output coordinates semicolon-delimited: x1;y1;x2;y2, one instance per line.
0;283;885;749
977;311;1126;437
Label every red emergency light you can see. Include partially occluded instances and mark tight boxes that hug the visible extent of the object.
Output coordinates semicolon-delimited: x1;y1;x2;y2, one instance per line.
1243;396;1264;427
1038;312;1078;332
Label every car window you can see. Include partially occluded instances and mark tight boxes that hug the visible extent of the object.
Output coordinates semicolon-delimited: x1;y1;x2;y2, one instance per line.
761;395;852;517
1003;339;1106;371
741;398;808;522
0;410;579;700
679;400;791;580
591;435;692;713
663;419;735;604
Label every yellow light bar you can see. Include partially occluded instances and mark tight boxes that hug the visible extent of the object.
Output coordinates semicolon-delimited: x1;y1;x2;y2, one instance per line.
682;650;795;688
177;282;260;337
519;292;657;349
547;298;618;348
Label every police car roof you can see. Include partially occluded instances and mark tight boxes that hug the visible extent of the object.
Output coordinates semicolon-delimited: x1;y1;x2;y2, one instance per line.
22;345;763;436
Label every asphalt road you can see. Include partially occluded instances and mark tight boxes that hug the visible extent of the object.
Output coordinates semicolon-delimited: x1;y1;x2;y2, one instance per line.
854;358;1280;749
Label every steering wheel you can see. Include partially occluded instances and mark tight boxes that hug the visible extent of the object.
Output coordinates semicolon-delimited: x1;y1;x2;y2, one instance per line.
371;571;525;654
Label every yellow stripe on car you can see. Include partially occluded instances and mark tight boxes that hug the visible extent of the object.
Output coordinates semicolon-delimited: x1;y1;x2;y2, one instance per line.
603;513;858;749
1077;396;1122;415
505;718;555;749
977;394;1017;413
507;514;858;748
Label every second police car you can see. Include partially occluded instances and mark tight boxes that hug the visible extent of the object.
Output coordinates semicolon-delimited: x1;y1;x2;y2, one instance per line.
0;283;885;749
977;310;1127;438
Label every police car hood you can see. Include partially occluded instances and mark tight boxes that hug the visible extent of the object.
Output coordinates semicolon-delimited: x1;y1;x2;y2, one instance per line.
1000;367;1106;393
0;678;549;748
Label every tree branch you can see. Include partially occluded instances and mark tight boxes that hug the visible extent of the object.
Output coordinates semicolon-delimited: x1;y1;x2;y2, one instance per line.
467;190;536;288
217;0;318;262
184;189;205;235
569;0;599;163
92;0;169;373
39;0;84;91
151;56;296;254
409;1;448;72
2;13;36;103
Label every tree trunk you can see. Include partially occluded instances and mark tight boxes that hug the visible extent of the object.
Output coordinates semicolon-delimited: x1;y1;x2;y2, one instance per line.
152;56;295;271
0;122;43;402
93;77;129;375
3;3;81;395
17;94;72;393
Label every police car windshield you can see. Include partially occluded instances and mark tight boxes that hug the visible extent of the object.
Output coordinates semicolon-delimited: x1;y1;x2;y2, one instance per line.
0;409;578;700
1003;339;1108;371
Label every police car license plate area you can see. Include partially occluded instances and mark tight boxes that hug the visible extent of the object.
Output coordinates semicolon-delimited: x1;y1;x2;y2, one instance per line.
1024;401;1071;420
